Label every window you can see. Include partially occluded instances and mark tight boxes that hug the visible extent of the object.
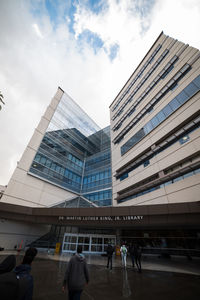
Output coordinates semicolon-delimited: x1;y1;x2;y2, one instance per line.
169;98;180;110
120;173;128;181
163;104;172;117
176;90;189;104
184;82;198;97
143;160;150;167
151;116;160;128
40;157;46;165
179;135;190;145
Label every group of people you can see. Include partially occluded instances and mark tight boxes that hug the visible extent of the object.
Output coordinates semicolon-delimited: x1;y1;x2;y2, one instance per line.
0;242;141;300
106;242;142;272
0;247;37;300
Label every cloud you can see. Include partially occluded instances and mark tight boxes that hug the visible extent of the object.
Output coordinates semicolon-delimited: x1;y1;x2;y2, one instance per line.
0;0;200;185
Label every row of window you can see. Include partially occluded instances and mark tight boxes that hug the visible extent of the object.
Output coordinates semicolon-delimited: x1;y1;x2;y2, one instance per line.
83;169;111;184
84;189;112;202
121;74;200;155
112;49;170;121
92;199;111;207
30;166;81;192
85;152;110;166
68;153;84;167
114;62;190;143
82;178;111;192
117;167;200;204
31;153;112;195
118;119;200;181
33;154;82;183
35;151;83;174
112;44;162;112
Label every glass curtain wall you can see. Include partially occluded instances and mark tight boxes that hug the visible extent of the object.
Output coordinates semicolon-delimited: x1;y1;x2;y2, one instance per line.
29;92;112;205
83;126;112;206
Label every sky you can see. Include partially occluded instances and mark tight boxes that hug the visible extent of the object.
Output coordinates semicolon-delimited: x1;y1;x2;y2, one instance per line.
0;0;200;185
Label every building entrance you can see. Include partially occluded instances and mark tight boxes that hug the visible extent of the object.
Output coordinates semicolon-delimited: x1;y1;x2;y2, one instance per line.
62;233;116;254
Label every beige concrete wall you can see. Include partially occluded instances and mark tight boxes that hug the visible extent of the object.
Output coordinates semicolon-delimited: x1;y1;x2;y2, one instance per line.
117;173;200;206
110;32;200;207
0;88;77;208
0;218;50;250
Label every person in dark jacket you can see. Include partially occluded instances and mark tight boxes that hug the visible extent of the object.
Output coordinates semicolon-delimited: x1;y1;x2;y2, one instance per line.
15;247;37;300
134;244;142;272
129;244;135;268
0;255;18;300
62;245;89;300
106;244;114;270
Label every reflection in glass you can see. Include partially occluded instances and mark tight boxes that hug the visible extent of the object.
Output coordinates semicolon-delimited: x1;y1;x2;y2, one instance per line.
29;92;112;206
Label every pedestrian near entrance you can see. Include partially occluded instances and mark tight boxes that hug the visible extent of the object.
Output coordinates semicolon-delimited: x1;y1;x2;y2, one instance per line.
134;244;142;272
106;244;114;270
62;245;89;300
120;244;127;268
129;244;135;268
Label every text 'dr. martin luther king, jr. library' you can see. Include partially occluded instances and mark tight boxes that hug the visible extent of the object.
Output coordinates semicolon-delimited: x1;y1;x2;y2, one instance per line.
0;32;200;256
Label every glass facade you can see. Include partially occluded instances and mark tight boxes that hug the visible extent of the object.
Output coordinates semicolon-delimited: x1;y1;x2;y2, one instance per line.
29;92;112;206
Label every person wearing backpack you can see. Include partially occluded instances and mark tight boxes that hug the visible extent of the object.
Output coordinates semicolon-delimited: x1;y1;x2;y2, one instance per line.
106;243;114;270
0;253;33;300
0;255;18;300
14;247;38;300
120;244;127;268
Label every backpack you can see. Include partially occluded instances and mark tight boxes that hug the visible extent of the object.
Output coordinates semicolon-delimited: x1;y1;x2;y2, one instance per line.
0;271;29;300
122;246;127;255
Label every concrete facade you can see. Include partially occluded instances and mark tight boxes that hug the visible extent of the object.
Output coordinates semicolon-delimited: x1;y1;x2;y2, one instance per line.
110;32;200;207
1;88;77;208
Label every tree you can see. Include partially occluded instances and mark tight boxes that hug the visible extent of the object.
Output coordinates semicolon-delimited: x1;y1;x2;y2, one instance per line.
0;91;5;110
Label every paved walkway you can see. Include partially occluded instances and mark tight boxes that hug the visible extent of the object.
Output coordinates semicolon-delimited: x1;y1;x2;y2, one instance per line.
1;250;200;275
0;251;200;300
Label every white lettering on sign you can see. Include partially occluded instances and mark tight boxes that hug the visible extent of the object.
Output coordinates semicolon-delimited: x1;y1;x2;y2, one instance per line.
58;215;144;221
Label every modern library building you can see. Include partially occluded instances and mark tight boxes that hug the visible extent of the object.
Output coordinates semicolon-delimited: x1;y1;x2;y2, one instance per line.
0;32;200;255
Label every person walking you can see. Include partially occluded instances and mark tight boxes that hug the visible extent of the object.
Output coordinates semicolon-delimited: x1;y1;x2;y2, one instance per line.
120;244;127;268
134;244;142;272
129;244;135;268
15;247;38;300
62;245;89;300
106;244;114;270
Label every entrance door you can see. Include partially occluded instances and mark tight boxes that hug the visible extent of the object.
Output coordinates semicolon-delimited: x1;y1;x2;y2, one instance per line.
62;233;116;254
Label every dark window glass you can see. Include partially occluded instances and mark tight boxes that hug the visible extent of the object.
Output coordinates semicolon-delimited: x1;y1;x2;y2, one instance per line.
40;157;46;165
144;121;153;134
51;163;56;170
151;116;159;128
120;173;128;181
143;160;150;167
184;82;198;97
35;154;41;162
179;135;190;144
176;90;189;104
169;98;180;111
193;75;200;88
163;104;173;117
156;110;165;123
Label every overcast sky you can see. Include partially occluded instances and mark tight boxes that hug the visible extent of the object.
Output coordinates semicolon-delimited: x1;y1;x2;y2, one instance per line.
0;0;200;186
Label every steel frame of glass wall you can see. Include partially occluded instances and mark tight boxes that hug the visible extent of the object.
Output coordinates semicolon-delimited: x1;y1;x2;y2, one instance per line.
29;92;112;207
62;233;116;254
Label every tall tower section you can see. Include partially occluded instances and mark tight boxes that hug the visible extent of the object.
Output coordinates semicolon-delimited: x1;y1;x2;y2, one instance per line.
110;32;200;206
